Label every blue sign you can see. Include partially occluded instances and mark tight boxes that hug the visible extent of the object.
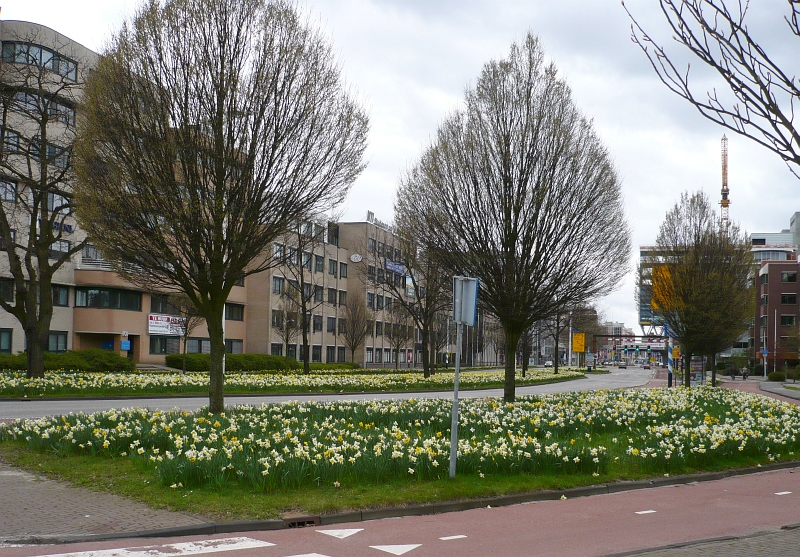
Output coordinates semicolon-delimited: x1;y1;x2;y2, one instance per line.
762;349;768;356
121;340;131;351
385;259;405;274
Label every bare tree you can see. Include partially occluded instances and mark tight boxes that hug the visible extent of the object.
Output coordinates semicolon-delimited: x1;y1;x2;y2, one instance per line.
0;28;92;377
398;35;630;401
277;219;333;373
429;311;452;369
73;0;368;412
171;294;204;373
273;291;301;361
384;303;414;369
340;290;371;365
649;191;754;387
541;307;571;374
625;0;800;176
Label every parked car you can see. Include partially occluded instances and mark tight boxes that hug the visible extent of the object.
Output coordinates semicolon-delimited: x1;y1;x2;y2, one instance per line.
544;360;553;367
643;363;650;369
618;361;627;369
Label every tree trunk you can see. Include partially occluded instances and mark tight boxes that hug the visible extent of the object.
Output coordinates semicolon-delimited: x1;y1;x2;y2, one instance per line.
503;329;521;403
25;328;46;379
683;352;692;387
421;331;431;378
301;320;310;374
206;305;226;414
553;331;560;375
710;354;717;387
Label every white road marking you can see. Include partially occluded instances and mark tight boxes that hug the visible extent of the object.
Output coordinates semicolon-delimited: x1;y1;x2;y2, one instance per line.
635;510;657;515
283;554;333;557
369;544;422;555
317;528;363;539
776;491;793;495
33;537;275;557
439;535;467;540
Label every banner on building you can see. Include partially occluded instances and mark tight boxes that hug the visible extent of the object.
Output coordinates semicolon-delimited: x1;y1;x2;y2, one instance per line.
148;314;186;336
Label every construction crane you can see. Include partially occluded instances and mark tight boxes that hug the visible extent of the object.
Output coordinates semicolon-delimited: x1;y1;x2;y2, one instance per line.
720;135;730;223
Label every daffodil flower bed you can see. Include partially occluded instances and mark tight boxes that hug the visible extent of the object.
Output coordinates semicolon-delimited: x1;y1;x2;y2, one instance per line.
3;387;798;492
0;368;582;398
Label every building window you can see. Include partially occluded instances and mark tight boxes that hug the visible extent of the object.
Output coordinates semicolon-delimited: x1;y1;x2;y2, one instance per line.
47;331;67;353
395;248;401;261
315;254;324;273
385;296;392;311
313;314;322;332
271;309;283;329
302;251;312;271
374;347;382;363
233;274;245;287
273;243;285;261
314;285;324;302
326;345;336;363
339;262;347;278
760;315;768;327
150;335;180;354
367;237;376;253
3;129;19;153
761;294;768;306
781;315;797;327
75;287;142;311
2;42;78;81
327;316;336;333
367;265;375;281
82;244;103;260
303;283;312;299
376;295;384;310
0;280;13;302
49;239;71;259
225;339;243;354
151;294;179;315
225;303;244;321
377;241;384;257
385;348;391;362
782;272;798;283
0;329;11;353
338;290;347;306
329;258;337;277
271;343;283;356
366;347;373;363
337;346;346;362
377;268;384;283
52;285;69;306
781;293;797;305
328;287;337;305
338;318;347;335
367;292;374;309
287;344;297;359
0;179;16;202
187;338;211;354
272;276;284;294
375;321;383;336
761;274;769;285
0;229;14;250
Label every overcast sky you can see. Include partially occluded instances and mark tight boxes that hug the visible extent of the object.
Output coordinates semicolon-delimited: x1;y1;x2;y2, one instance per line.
4;0;799;333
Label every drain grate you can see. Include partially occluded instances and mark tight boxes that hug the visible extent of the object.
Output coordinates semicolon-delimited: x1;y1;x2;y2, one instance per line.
284;516;321;528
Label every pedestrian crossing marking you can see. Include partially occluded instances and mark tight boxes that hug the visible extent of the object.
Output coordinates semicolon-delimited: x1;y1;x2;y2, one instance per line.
32;537;275;557
775;491;792;495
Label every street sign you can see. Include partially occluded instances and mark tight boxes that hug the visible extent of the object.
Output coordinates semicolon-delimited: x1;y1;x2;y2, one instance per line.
762;349;768;356
452;277;479;326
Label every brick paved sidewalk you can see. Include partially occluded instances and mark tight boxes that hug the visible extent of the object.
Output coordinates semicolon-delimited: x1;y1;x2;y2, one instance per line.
618;527;800;557
0;463;208;543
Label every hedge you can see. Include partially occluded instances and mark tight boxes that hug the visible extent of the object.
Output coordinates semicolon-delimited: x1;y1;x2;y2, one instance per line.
164;353;301;372
768;371;786;382
0;349;135;373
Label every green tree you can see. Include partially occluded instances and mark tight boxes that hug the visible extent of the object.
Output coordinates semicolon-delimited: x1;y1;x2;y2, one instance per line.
649;191;754;387
73;0;368;412
397;35;630;402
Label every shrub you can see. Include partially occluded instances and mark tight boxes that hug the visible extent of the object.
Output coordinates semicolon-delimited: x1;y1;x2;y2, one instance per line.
164;353;300;372
47;349;135;373
768;371;786;382
0;353;26;370
309;362;359;371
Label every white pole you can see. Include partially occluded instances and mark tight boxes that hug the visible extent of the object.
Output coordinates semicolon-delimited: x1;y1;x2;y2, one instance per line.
567;316;572;368
774;309;778;374
449;321;462;479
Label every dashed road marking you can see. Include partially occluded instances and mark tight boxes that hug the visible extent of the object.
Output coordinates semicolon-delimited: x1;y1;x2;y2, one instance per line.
31;537;275;557
635;510;657;515
440;535;467;540
317;528;363;539
283;554;333;557
369;544;422;555
776;491;792;495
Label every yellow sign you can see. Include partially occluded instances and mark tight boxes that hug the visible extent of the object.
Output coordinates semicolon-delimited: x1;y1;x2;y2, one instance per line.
672;347;681;358
572;332;585;352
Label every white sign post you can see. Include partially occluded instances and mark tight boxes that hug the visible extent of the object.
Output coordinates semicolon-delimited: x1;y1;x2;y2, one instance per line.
450;276;479;479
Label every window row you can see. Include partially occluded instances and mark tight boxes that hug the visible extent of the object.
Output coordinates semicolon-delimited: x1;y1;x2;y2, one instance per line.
365;347;412;364
10;91;76;126
2;41;78;81
269;342;347;363
2;130;70;168
0;281;69;306
366;265;406;289
149;336;243;355
367;237;402;262
272;244;348;278
366;292;393;311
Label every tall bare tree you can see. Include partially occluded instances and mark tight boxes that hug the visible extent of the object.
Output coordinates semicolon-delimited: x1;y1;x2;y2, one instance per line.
171;294;204;373
649;191;754;387
398;34;630;401
276;220;333;373
384;303;414;369
273;291;300;361
73;0;368;412
625;0;800;176
0;29;91;377
340;290;371;365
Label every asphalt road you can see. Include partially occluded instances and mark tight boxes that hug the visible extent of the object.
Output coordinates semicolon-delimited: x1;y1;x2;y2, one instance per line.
0;366;653;420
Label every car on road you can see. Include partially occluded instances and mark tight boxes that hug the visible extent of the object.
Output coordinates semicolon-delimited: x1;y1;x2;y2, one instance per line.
643;363;650;369
618;361;627;369
544;360;553;367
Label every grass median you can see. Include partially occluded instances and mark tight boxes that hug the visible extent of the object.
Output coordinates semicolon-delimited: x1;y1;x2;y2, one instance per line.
2;386;799;521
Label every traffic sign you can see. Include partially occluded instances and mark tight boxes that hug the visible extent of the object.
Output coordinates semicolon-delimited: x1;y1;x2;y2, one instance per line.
762;349;768;356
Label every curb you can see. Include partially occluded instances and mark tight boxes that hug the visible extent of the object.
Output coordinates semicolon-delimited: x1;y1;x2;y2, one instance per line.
5;459;799;546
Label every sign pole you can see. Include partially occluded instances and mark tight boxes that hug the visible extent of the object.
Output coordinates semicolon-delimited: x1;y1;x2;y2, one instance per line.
449;320;462;479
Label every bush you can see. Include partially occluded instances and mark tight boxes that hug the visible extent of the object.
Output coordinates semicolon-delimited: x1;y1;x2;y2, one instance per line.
309;362;359;371
164;352;300;372
0;353;26;370
768;371;786;382
0;350;135;373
